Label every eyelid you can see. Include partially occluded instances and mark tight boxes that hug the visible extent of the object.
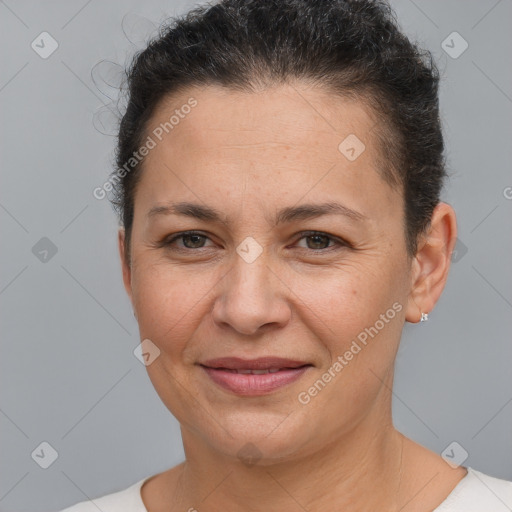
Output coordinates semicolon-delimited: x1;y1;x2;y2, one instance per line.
162;230;214;249
161;230;351;251
293;230;349;248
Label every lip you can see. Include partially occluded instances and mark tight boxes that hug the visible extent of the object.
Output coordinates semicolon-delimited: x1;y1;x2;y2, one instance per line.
201;357;310;370
199;357;313;396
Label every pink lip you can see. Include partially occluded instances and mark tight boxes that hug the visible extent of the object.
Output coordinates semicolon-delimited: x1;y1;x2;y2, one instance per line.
199;357;312;396
201;356;309;370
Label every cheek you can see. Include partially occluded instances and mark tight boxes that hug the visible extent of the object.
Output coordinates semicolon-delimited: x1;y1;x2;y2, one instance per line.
293;259;406;412
293;268;405;424
130;259;216;354
296;258;403;343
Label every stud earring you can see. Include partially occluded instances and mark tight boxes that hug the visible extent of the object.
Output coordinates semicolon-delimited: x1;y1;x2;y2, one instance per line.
420;312;429;322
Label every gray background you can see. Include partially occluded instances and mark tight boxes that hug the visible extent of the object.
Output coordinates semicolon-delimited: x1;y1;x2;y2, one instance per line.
1;0;511;510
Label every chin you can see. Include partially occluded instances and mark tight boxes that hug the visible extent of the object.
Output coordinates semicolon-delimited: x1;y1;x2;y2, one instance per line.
199;410;318;467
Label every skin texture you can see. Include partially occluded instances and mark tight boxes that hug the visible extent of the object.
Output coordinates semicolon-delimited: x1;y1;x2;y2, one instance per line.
118;83;464;511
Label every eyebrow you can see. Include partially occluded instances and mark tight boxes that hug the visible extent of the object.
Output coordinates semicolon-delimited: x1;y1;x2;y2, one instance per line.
146;201;367;226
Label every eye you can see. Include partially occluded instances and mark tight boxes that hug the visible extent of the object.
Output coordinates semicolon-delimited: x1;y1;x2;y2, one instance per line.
160;230;349;253
162;231;213;250
293;231;347;251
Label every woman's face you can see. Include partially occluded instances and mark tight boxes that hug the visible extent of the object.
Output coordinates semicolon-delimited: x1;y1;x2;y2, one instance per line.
120;83;415;463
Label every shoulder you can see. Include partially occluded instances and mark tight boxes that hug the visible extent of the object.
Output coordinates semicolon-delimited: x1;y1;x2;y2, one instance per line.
435;467;512;511
56;476;150;512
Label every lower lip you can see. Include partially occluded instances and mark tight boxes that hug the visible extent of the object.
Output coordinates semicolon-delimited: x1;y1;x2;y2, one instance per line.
201;365;311;395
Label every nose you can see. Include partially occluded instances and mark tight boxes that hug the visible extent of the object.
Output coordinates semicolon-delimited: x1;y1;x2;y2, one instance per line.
211;250;291;336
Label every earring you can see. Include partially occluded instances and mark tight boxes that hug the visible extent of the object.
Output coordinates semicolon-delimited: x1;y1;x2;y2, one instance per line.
420;312;429;322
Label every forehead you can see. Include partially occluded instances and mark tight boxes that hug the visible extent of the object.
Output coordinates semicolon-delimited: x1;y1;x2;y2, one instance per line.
148;83;378;157
136;83;401;225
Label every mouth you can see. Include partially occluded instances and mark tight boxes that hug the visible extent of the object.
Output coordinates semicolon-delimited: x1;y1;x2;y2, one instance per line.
199;357;313;395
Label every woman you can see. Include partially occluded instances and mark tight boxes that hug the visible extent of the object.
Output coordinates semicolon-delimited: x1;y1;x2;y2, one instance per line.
60;0;512;510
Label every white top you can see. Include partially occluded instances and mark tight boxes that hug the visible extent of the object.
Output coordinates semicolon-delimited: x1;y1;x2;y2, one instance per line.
58;467;512;512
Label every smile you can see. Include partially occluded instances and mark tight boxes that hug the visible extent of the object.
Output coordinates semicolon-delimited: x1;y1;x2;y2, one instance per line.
199;357;313;395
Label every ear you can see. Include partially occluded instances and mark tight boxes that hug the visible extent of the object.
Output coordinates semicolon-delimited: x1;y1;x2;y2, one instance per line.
118;228;133;306
405;202;457;323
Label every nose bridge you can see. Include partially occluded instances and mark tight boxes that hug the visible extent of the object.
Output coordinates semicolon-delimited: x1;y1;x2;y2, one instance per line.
212;240;289;334
230;241;273;307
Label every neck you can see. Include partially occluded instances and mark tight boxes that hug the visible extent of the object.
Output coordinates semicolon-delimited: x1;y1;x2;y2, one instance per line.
172;410;405;511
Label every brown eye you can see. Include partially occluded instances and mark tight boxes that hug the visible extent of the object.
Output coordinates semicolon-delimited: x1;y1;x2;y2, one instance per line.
161;230;348;254
163;231;212;250
303;234;332;250
180;233;207;248
295;231;346;251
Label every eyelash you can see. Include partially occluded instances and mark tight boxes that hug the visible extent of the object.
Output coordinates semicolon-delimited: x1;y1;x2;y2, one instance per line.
160;230;349;253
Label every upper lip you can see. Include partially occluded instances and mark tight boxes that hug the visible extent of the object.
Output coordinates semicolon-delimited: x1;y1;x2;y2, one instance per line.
200;357;311;370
